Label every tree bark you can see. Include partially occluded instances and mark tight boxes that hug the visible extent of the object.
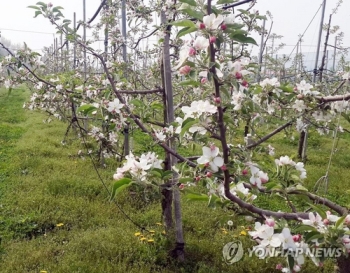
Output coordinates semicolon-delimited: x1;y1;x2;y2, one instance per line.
337;255;350;273
161;4;185;261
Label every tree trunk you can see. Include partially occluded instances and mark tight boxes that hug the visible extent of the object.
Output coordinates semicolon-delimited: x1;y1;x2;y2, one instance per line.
161;5;185;261
298;131;305;159
160;56;173;230
337;255;350;273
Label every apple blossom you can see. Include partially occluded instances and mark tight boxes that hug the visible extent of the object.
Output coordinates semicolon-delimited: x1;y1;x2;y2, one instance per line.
107;98;124;114
292;99;307;112
249;165;269;188
193;36;209;50
202;13;223;30
197;146;224;173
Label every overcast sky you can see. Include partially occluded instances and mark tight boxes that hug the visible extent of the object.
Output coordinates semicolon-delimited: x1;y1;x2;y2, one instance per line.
0;0;349;58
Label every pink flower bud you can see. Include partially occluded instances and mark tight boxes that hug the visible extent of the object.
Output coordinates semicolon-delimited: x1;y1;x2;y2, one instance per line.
179;65;191;75
323;219;330;225
179;184;185;190
209;36;216;44
293;234;301;242
293;265;301;272
206;172;212;178
261;177;268;184
195;176;201;181
265;218;275;227
275;264;283;270
297;94;304;99
199;23;205;29
221;24;227;30
242;169;248;175
189;47;196;56
345;215;350;225
343;238;350;244
201;77;208;84
204;162;210;167
221;165;227;171
235;72;242;79
214;97;221;104
242;80;249;87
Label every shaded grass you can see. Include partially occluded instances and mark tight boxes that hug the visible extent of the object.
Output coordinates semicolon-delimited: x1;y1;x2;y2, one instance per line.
0;87;343;272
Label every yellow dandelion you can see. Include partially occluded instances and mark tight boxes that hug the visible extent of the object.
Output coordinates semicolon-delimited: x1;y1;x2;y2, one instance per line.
156;222;162;226
149;230;155;233
222;230;228;235
134;232;141;236
148;239;154;243
140;237;147;241
162;231;166;235
220;228;227;231
56;223;64;227
240;230;247;236
40;271;48;273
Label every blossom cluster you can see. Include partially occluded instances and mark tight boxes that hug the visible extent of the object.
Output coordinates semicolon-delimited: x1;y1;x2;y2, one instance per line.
249;211;350;272
113;152;163;182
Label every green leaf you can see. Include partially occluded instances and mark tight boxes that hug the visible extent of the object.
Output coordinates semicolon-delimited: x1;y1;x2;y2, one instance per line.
181;8;204;21
150;101;163;111
177;26;197;39
304;231;320;242
287;254;294;271
129;99;143;107
36;1;47;6
307;203;327;219
279;84;294;93
180;118;197;138
306;233;324;243
185;191;209;202
294;225;317;233
341;112;350;124
162;170;173;179
335;215;347;229
178;79;200;87
77;104;97;115
179;0;197;7
179;177;193;183
217;0;235;4
171;19;196;28
110;178;133;200
231;33;257;45
53;6;64;10
34;10;42;18
208;195;220;208
27;5;40;10
295;184;308;191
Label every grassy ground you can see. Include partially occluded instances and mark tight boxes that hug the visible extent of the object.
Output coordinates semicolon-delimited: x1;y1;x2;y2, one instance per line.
0;87;346;272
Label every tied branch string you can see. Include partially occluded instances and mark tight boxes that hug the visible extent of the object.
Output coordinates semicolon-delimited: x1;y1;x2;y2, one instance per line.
71;106;150;233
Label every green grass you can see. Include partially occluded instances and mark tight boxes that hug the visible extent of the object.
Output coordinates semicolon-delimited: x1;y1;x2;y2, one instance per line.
0;87;346;272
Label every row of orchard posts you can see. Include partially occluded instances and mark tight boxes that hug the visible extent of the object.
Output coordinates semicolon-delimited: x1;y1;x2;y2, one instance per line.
256;0;332;161
299;0;327;161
